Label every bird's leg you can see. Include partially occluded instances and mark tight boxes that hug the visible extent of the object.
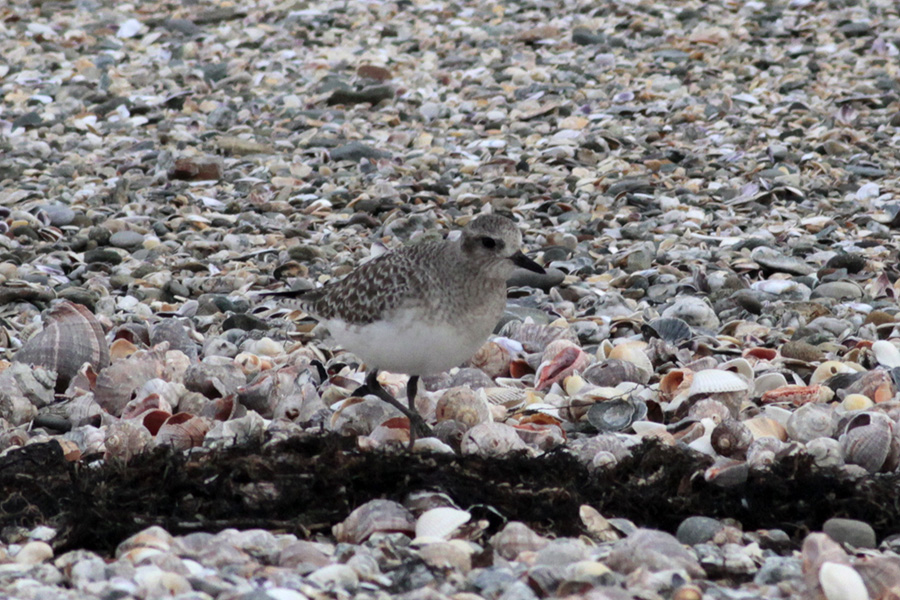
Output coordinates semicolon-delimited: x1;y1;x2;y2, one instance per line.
363;371;432;445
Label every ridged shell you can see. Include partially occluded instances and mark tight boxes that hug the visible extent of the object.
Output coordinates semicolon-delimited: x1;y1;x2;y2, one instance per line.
606;341;653;376
13;302;109;391
688;370;750;395
482;387;529;410
743;416;788;441
460;422;530;457
643;317;692;344
786;403;836;444
583;359;650;387
332;499;415;544
498;320;578;353
489;521;550;560
414;507;471;543
586;399;647;433
840;412;893;474
687;399;732;424
104;420;153;463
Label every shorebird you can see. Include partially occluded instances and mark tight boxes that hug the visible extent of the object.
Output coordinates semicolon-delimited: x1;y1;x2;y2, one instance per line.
263;214;545;445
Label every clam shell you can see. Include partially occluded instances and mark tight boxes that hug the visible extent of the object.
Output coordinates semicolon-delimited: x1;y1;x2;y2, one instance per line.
719;358;754;382
840;412;893;474
94;349;167;416
413;507;471;543
811;361;859;385
688;370;749;395
332;499;415;544
606;341;653;376
872;340;900;369
13;301;110;391
155;413;210;450
753;372;788;395
743;416;788;441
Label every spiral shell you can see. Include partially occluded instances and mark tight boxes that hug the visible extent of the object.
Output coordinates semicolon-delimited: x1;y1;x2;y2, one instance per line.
13;301;109;391
786;403;837;444
467;341;512;379
435;387;492;429
155;413;211;450
711;419;754;459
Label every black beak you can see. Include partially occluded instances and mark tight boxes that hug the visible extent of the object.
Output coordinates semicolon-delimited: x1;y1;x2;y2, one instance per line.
510;251;545;274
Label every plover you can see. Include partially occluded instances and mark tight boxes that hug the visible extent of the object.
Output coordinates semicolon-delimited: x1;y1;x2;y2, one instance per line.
263;214;545;444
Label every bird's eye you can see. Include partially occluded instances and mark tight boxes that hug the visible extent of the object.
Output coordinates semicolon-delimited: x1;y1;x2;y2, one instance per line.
480;236;497;249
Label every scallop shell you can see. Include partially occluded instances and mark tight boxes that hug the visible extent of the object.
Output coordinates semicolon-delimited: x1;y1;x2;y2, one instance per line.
413;507;471;543
582;359;650;387
332;499;415;544
498;320;578;353
482;387;529;410
786;403;836;444
13;301;110;391
840;412;893;474
689;370;750;395
586;399;647;433
489;521;550;561
643;317;692;344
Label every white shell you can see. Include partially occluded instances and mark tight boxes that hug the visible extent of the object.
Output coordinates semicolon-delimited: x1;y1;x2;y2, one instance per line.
819;562;869;600
414;507;472;544
688;369;750;396
872;341;900;368
753;372;788;395
719;358;754;381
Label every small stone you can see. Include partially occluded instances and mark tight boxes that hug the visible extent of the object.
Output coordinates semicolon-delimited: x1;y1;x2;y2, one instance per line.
42;204;75;227
202;62;229;83
357;65;392;81
823;518;876;549
169;157;223;181
84;248;123;265
109;230;146;249
326;85;393;106
506;267;564;292
12;112;43;129
676;516;725;546
329;142;389;162
811;281;863;301
221;314;270;332
572;28;604;45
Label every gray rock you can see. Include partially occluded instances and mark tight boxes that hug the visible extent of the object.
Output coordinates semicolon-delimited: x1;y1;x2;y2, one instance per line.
811;281;863;300
506;267;564;291
109;230;146;249
42;204;75;227
823;517;876;549
329;142;389;162
676;516;725;546
572;27;605;45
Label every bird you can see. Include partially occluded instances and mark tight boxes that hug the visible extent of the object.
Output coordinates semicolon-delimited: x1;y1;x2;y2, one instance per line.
261;214;545;446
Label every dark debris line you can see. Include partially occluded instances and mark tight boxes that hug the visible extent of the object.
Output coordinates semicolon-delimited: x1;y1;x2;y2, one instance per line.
2;437;900;555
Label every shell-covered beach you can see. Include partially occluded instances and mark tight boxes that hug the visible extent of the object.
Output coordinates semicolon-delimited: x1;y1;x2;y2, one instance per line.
2;0;900;597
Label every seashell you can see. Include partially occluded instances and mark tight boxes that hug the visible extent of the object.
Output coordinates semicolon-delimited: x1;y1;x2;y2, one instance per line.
743;347;777;361
413;507;471;543
332;499;415;544
659;368;693;403
844;369;896;404
364;417;410;447
234;352;268;375
467;341;512;379
435;387;492;429
534;340;592;391
498;320;578;353
121;393;173;421
780;340;825;363
489;521;550;560
687;399;732;424
243;336;284;357
586;398;647;433
94;349;167;416
417;540;475;573
711;419;754;459
853;555;900;599
872;340;900;368
13;301;110;392
719;358;754;382
840;412;893;474
308;564;359;592
811;361;859;385
687;370;750;418
104;420;153;463
579;505;620;542
330;397;401;436
155;413;210;450
606;341;653;376
511;420;566;451
842;394;874;412
746;437;787;468
567;434;631;467
109;338;138;361
482;387;529;410
742;416;788;441
806;437;844;468
582;358;650;387
203;412;266;450
150;319;199;358
460;422;531;457
753;372;791;396
760;384;834;407
643;317;692;344
786;403;837;444
818;562;869;600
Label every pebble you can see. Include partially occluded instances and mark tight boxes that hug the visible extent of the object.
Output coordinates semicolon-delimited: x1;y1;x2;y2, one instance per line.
109;231;147;249
822;518;877;549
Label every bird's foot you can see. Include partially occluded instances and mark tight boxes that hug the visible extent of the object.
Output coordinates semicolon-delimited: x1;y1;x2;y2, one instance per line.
361;372;433;445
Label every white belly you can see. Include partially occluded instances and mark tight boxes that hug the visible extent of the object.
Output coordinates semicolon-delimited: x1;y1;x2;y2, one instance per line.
325;311;492;375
